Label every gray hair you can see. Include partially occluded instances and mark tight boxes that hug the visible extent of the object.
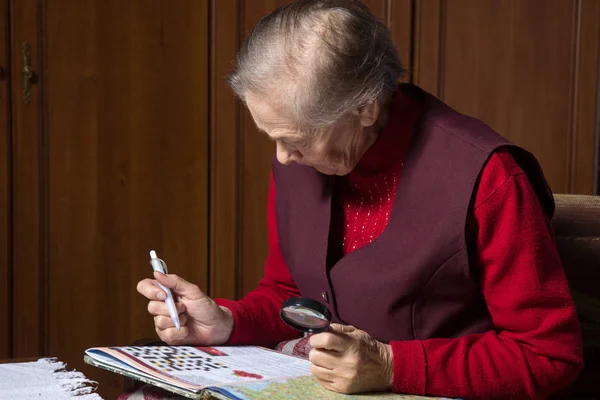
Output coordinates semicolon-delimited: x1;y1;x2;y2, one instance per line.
227;0;405;132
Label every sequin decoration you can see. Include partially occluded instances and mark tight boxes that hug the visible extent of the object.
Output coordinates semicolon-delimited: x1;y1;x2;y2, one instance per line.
341;168;400;255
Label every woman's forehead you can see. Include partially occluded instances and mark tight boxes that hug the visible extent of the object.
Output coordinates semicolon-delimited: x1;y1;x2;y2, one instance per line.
246;93;296;131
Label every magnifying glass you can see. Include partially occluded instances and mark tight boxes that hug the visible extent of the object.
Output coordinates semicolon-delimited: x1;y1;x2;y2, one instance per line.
280;297;332;333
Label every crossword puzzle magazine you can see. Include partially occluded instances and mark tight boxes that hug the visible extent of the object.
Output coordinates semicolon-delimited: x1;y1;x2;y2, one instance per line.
84;345;440;399
84;345;311;399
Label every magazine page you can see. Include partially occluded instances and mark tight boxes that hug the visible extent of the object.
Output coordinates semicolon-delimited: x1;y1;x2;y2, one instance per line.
85;345;311;390
84;348;191;391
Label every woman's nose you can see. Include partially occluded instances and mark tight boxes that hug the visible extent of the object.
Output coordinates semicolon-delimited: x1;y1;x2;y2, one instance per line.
276;142;301;165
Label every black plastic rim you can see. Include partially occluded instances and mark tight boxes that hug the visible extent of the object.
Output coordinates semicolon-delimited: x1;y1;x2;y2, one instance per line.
280;297;332;333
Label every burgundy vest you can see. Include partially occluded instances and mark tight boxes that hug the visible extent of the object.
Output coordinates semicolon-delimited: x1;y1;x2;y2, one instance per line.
272;85;554;343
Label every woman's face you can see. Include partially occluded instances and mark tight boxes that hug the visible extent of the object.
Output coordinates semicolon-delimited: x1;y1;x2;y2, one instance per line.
245;93;380;176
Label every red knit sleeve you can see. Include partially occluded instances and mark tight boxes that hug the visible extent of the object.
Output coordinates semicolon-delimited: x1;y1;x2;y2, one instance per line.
214;172;302;346
389;150;583;399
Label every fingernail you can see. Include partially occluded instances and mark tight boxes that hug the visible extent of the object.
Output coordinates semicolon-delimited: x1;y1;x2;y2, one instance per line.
157;291;166;300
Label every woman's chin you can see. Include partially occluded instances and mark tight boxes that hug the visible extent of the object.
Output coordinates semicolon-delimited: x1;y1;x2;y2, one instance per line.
315;166;337;175
315;165;352;176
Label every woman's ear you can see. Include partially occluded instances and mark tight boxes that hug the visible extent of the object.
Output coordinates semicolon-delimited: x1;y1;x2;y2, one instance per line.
352;101;380;127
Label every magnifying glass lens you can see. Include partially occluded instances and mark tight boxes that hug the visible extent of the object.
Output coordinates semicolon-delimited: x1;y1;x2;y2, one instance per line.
280;297;332;333
282;306;328;327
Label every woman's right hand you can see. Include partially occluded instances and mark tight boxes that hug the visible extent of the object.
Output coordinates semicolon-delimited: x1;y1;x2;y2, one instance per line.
137;271;234;345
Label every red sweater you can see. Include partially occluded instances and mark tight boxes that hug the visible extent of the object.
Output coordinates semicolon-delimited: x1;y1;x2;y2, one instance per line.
215;98;583;399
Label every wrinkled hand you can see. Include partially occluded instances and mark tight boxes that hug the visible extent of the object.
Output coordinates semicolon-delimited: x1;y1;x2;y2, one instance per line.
308;323;393;394
137;271;234;345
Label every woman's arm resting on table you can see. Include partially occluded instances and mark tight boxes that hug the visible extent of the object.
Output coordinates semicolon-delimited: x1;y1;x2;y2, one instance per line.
390;151;584;399
214;172;302;346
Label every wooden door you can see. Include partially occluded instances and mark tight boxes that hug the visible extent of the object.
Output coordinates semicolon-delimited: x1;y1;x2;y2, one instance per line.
0;0;10;359
413;0;600;194
10;1;210;398
209;0;415;301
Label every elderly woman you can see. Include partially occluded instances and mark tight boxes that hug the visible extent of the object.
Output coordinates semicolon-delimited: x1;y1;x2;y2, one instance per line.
137;0;583;398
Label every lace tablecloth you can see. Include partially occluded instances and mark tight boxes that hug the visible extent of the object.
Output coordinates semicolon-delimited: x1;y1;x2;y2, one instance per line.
0;358;102;400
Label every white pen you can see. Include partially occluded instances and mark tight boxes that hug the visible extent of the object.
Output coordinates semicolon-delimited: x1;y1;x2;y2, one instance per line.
149;250;181;330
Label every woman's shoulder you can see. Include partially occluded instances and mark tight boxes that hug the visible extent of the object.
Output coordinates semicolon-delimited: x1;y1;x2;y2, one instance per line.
473;148;532;210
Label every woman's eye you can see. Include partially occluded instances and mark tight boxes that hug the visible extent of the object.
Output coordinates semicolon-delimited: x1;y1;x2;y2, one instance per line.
295;137;312;148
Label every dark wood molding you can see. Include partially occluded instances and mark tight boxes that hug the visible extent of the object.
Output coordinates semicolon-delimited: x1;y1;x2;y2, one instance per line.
37;0;49;358
10;0;44;358
571;0;600;194
597;52;600;195
235;0;244;300
389;0;414;82
412;0;443;96
0;0;12;360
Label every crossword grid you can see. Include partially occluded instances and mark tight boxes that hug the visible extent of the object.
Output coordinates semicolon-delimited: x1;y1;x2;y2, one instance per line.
125;346;229;373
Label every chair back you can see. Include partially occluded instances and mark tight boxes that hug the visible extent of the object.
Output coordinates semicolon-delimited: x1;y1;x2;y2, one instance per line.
551;194;600;397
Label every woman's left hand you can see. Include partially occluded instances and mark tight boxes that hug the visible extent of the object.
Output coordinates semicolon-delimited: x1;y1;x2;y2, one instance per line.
308;323;394;394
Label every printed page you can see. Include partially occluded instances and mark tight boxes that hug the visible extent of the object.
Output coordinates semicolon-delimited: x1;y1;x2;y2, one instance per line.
85;348;183;389
88;346;311;390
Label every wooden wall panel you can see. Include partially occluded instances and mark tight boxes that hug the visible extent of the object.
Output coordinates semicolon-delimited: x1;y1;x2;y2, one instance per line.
209;0;241;300
0;0;10;359
18;1;209;398
11;0;44;358
413;0;599;194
